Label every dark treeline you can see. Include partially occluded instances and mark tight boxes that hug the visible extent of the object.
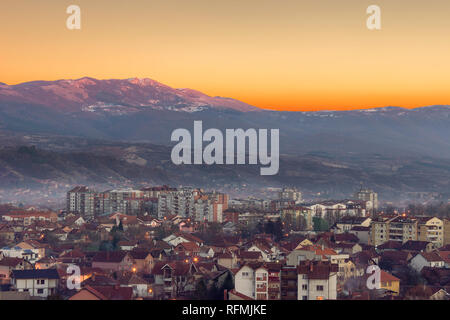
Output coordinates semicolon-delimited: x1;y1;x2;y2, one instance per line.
405;202;450;218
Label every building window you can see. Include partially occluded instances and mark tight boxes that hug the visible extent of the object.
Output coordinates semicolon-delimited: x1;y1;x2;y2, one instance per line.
37;289;44;294
316;285;324;291
302;284;307;290
302;296;307;300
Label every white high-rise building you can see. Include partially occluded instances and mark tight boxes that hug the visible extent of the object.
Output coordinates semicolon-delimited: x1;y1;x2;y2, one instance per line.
279;188;302;204
354;188;378;214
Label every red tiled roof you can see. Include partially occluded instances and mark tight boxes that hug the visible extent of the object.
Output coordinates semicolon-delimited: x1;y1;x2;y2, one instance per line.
238;251;262;260
420;251;444;263
174;232;204;244
380;270;400;282
297;261;338;279
83;285;133;300
0;257;25;267
437;251;450;264
176;241;200;251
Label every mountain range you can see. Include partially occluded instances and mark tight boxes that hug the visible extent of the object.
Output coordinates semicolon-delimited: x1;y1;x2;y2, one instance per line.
0;77;450;203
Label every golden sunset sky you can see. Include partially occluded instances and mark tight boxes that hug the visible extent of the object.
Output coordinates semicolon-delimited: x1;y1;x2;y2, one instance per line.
1;0;450;111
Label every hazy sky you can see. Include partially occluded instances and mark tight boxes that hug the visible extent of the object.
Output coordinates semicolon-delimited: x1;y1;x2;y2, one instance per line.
1;0;450;111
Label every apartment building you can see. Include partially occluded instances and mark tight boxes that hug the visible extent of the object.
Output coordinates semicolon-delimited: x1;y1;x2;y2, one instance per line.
417;217;444;248
354;188;378;215
193;192;228;223
297;261;338;300
1;211;58;226
67;186;195;217
279;188;302;204
444;219;450;246
280;266;298;300
281;206;313;231
141;185;177;198
371;215;418;246
157;187;199;218
234;263;282;300
66;186;97;217
309;200;369;224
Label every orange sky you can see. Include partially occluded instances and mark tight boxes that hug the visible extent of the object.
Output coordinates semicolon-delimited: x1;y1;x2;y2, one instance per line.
1;0;450;111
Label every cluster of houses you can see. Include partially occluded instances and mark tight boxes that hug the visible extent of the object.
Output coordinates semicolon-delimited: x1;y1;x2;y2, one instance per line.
0;202;450;300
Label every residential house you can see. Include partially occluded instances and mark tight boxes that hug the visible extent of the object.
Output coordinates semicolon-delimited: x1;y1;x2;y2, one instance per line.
334;216;372;234
410;252;445;272
174;241;201;257
0;257;33;283
0;246;39;264
237;251;263;266
117;273;150;298
216;252;237;269
401;240;435;253
129;250;154;274
11;269;60;298
151;261;198;299
92;251;134;272
349;226;371;245
163;232;204;247
379;270;400;296
0;224;15;243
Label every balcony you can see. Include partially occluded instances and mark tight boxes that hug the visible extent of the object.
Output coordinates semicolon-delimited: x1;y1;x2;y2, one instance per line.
268;276;280;282
256;277;267;282
268;287;280;293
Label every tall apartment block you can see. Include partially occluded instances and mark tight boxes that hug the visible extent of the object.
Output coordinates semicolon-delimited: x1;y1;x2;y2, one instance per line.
66;186;97;218
371;215;418;246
